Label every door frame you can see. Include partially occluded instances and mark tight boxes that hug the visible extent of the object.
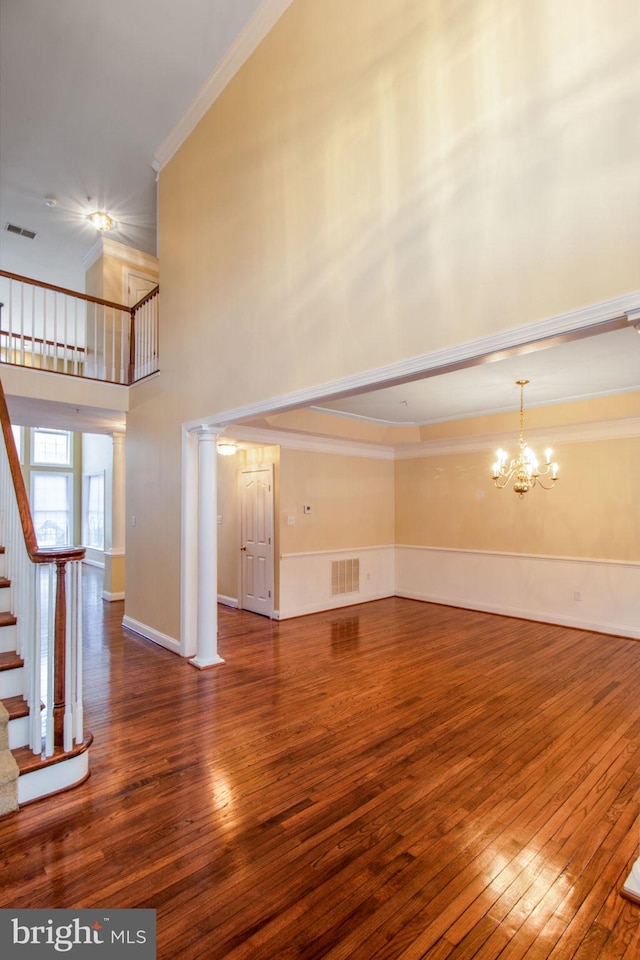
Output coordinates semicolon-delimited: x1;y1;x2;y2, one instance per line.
238;462;275;618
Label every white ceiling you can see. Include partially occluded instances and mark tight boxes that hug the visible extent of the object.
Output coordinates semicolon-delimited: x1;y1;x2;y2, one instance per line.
0;1;639;437
0;0;265;290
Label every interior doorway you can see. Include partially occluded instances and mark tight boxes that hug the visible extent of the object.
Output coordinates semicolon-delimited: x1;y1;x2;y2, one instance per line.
239;464;274;617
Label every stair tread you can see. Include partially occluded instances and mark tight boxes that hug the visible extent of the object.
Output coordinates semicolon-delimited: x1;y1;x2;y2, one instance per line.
3;696;29;720
0;651;23;671
0;577;9;588
0;612;17;628
13;734;93;776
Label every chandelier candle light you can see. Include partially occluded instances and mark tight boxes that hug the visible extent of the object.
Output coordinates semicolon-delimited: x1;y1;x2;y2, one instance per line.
492;380;559;498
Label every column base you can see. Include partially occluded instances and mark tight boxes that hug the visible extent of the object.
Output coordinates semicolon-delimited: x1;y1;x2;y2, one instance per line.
189;655;225;670
621;860;640;904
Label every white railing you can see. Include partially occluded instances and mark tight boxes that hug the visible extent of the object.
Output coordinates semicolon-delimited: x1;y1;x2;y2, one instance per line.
0;270;159;385
0;379;85;755
130;285;160;382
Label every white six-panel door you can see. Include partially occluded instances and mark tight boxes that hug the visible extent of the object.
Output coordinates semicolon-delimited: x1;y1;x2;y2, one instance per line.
240;465;274;617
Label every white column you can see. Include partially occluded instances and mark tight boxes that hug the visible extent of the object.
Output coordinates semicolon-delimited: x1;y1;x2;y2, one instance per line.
111;432;126;553
103;431;126;602
190;427;225;669
622;859;640;904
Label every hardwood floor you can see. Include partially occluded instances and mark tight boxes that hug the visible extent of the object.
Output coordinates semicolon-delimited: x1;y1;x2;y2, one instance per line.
1;566;640;958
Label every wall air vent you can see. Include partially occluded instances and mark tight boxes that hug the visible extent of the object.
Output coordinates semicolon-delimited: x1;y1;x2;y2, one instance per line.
5;223;37;240
331;558;360;596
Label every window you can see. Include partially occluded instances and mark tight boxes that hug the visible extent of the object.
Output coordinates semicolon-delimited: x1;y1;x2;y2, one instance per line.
32;428;72;466
84;473;105;550
11;425;22;463
32;472;72;546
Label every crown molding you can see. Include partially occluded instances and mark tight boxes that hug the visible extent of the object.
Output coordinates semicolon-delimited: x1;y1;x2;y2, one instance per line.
391;417;640;460
152;0;294;172
211;417;640;463
222;425;395;460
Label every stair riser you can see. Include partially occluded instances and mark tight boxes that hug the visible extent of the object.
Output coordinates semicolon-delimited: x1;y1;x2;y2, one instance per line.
18;751;89;806
8;715;29;750
0;589;11;614
0;667;24;699
0;624;17;653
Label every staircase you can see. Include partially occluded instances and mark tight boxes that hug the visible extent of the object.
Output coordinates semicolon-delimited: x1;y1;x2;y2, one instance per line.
0;379;91;817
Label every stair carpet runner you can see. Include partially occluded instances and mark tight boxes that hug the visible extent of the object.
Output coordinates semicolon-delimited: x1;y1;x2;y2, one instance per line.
0;562;20;814
0;700;18;815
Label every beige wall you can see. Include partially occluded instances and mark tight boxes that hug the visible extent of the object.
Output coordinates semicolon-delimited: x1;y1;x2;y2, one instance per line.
85;243;159;305
126;0;640;640
279;448;394;554
395;436;640;562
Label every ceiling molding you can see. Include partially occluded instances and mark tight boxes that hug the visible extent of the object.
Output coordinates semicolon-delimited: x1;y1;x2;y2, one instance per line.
392;417;640;460
222;425;395;460
153;0;295;172
219;418;640;463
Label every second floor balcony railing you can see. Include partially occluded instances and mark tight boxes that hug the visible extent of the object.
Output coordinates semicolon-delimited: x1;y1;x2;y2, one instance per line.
0;270;159;385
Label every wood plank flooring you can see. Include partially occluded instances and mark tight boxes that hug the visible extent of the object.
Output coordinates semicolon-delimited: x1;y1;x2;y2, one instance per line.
1;566;640;958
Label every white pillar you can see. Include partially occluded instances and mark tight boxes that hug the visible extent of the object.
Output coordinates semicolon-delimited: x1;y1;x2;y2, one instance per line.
103;431;126;602
622;858;640;904
111;432;126;553
190;427;224;669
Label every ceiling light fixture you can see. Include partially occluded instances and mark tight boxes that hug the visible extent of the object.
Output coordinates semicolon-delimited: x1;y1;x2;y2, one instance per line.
87;210;114;232
492;380;559;498
217;441;237;457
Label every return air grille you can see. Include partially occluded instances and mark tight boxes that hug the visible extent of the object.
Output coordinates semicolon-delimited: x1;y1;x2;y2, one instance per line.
331;558;360;596
5;223;37;240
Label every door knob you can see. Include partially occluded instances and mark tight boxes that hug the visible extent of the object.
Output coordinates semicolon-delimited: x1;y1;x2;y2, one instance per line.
240;546;247;551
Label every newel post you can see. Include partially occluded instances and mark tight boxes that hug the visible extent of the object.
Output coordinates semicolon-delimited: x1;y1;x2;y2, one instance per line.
128;307;136;383
53;558;68;747
190;426;225;669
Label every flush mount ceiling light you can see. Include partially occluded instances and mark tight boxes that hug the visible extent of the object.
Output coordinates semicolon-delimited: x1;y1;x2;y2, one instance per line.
216;441;237;457
87;210;114;232
491;380;559;499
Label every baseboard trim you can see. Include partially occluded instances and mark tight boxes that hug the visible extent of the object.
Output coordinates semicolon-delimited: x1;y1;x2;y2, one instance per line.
122;616;181;655
395;589;640;641
278;590;394;621
218;594;238;608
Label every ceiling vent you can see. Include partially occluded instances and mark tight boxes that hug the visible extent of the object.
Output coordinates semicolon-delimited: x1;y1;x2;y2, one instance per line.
5;223;37;240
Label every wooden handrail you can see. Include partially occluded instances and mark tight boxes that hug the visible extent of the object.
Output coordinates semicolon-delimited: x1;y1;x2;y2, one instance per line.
0;378;85;564
1;270;160;387
0;269;131;314
128;285;160;383
0;269;159;316
0;376;85;748
131;284;159;313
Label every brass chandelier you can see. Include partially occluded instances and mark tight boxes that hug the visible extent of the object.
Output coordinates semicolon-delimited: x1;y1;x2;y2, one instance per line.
492;380;559;498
